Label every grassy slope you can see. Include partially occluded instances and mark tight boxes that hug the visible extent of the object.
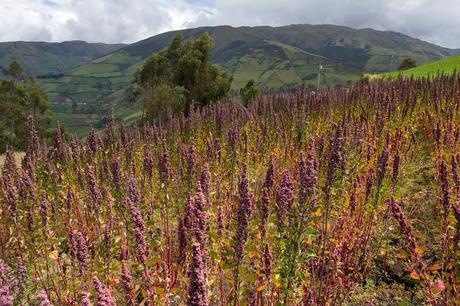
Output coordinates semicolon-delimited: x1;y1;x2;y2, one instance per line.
381;54;460;78
0;41;125;77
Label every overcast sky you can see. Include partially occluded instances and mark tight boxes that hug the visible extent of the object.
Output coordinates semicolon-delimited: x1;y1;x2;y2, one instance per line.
0;0;459;48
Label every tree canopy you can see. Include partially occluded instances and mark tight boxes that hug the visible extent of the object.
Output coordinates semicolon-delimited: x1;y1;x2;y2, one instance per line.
0;61;50;153
138;32;232;121
398;58;416;71
240;80;261;106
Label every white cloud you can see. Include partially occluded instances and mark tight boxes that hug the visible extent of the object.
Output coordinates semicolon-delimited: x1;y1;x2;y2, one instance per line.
0;0;459;48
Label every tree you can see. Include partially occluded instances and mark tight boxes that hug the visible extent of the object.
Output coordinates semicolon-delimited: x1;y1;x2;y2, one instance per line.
398;58;416;71
138;32;232;121
240;80;260;106
0;61;50;153
8;60;22;82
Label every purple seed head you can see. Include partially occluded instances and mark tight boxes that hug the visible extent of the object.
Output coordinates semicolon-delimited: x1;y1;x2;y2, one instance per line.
93;277;116;306
184;193;196;230
159;147;171;182
200;164;211;197
37;291;54;306
299;140;318;208
187;243;208;306
3;175;17;219
263;155;275;191
54;121;67;162
2;147;17;177
260;187;270;238
120;264;134;306
143;147;154;180
87;128;98;155
75;231;88;275
276;170;293;228
438;160;451;217
194;183;208;252
80;291;91;306
234;164;252;262
188;142;196;178
263;244;272;278
110;157;122;192
178;217;187;264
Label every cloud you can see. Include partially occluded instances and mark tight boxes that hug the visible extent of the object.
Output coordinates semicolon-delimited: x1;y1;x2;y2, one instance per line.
0;0;458;48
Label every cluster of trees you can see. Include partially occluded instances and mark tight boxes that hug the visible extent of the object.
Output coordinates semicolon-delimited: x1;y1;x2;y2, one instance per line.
0;61;50;153
137;33;233;121
398;57;417;71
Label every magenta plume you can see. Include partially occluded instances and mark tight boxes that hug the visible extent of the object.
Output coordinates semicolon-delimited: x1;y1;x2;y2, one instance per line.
187;243;208;306
234;164;252;262
299;140;318;209
75;231;89;275
93;277;117;306
37;291;54;306
260;187;270;238
276;170;294;228
263;155;275;191
120;263;134;306
200;164;211;197
80;291;91;306
194;183;208;253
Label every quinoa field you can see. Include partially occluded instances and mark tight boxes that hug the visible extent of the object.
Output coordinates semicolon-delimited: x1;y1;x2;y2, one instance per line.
1;75;460;305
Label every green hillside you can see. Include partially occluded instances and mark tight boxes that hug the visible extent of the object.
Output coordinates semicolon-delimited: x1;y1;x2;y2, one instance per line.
0;41;125;77
381;54;460;78
33;25;459;135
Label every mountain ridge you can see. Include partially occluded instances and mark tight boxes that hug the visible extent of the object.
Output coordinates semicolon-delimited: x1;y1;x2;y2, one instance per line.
0;40;126;77
2;24;458;135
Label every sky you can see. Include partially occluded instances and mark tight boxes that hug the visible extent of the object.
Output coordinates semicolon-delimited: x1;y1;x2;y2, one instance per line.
0;0;459;48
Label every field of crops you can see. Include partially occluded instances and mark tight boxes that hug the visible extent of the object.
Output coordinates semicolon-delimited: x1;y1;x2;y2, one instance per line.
1;75;460;305
381;55;460;79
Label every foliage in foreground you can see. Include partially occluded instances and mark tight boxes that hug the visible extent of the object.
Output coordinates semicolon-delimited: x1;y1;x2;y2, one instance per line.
1;74;460;305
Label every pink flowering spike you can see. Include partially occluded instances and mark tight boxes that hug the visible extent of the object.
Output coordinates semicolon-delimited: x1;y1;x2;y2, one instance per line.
0;259;16;305
388;198;419;262
80;291;91;306
120;264;134;306
126;196;147;265
200;164;211;197
143;147;154;180
264;244;272;278
37;290;54;306
260;187;270;238
276;170;293;229
234;164;252;262
0;287;13;306
111;157;122;192
194;183;209;254
438;160;451;218
299;140;318;210
178;217;187;264
263;155;275;191
187;243;208;306
3;175;17;219
184;193;196;230
159;146;171;183
93;277;117;306
75;231;88;275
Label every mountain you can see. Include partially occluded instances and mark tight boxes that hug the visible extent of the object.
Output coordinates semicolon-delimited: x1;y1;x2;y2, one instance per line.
380;54;460;79
0;40;125;77
32;24;458;135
